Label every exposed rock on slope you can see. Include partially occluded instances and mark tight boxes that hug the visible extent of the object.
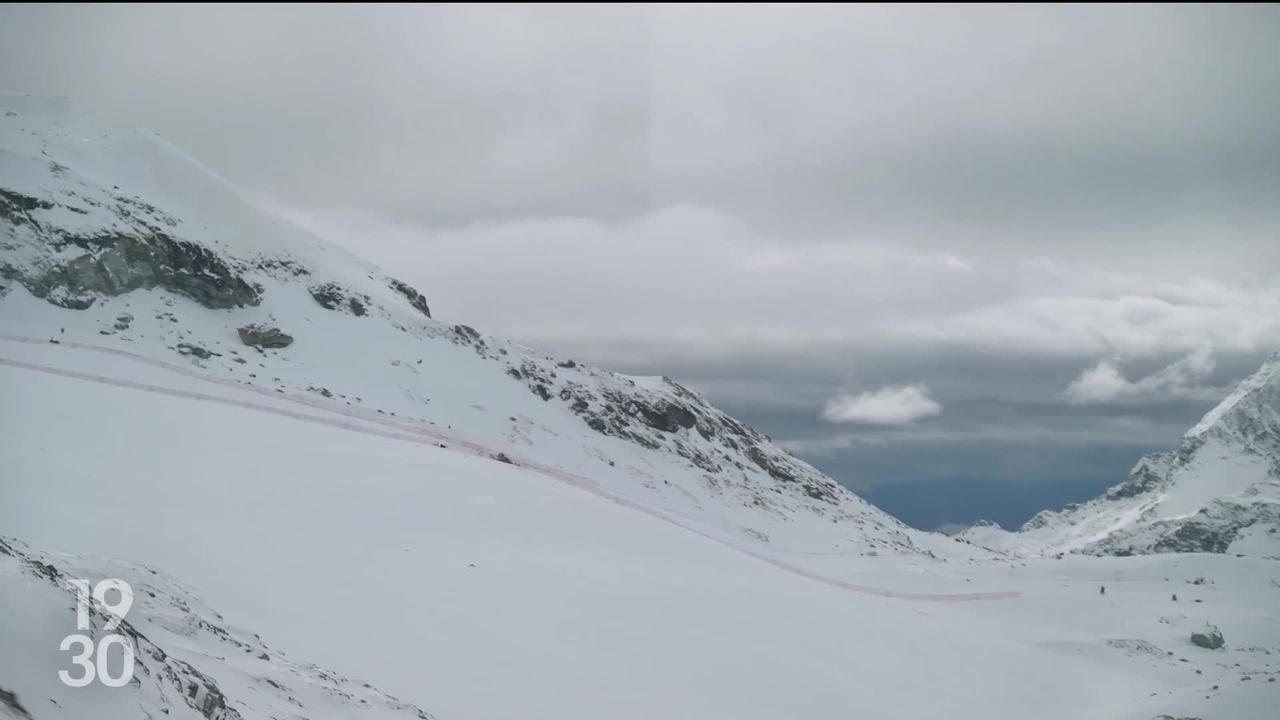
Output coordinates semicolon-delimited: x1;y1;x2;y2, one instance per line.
388;277;431;318
1091;497;1280;557
309;281;370;316
1;185;261;310
447;323;897;534
238;323;294;349
1190;625;1226;650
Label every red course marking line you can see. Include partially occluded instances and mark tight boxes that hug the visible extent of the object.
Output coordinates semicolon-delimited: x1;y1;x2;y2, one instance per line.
0;336;1021;602
0;333;493;455
0;355;467;453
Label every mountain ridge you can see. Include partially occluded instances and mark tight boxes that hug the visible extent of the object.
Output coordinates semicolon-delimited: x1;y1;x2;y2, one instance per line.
0;92;971;561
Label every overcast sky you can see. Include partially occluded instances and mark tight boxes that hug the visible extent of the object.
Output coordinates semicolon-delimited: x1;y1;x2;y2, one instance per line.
4;5;1278;528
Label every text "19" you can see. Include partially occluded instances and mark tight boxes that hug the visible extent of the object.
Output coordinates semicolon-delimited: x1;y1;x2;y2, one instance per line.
59;578;136;688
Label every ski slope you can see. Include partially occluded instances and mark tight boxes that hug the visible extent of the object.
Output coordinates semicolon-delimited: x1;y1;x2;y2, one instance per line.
0;332;1016;603
4;337;1279;719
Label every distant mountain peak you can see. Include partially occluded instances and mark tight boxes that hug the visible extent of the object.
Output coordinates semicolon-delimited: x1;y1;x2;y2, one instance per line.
964;352;1280;558
1185;351;1280;441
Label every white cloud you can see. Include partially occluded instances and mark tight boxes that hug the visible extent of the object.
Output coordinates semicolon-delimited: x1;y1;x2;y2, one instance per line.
893;263;1280;359
1062;362;1134;404
1064;346;1218;404
820;384;942;426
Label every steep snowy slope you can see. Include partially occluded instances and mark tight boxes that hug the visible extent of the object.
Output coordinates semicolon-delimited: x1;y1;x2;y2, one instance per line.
963;355;1280;558
0;92;955;562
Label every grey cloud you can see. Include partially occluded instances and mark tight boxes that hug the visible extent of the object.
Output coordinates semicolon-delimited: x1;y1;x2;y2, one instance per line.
278;205;1280;367
3;6;1279;248
3;5;1278;526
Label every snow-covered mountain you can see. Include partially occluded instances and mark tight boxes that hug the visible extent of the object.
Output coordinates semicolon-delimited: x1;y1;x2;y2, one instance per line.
4;95;1280;720
0;92;950;562
963;355;1280;558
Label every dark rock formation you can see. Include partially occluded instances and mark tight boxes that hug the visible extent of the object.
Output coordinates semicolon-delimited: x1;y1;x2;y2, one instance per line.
498;356;846;506
178;343;209;358
1089;499;1280;557
389;278;431;318
252;256;311;278
3;184;261;310
1154;520;1236;554
1190;625;1224;650
1104;454;1172;501
34;235;258;307
309;282;345;310
451;324;497;357
237;324;293;349
176;342;216;359
453;325;481;343
309;282;370;316
0;187;55;224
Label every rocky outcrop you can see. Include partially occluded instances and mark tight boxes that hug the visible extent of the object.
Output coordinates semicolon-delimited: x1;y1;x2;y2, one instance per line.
635;400;698;434
48;231;260;309
1088;499;1280;557
252;256;311;278
237;323;293;349
309;281;370;316
1103;453;1174;501
450;324;496;358
177;342;216;359
1190;625;1225;650
0;186;55;223
500;350;850;508
389;278;431;318
2;186;261;310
